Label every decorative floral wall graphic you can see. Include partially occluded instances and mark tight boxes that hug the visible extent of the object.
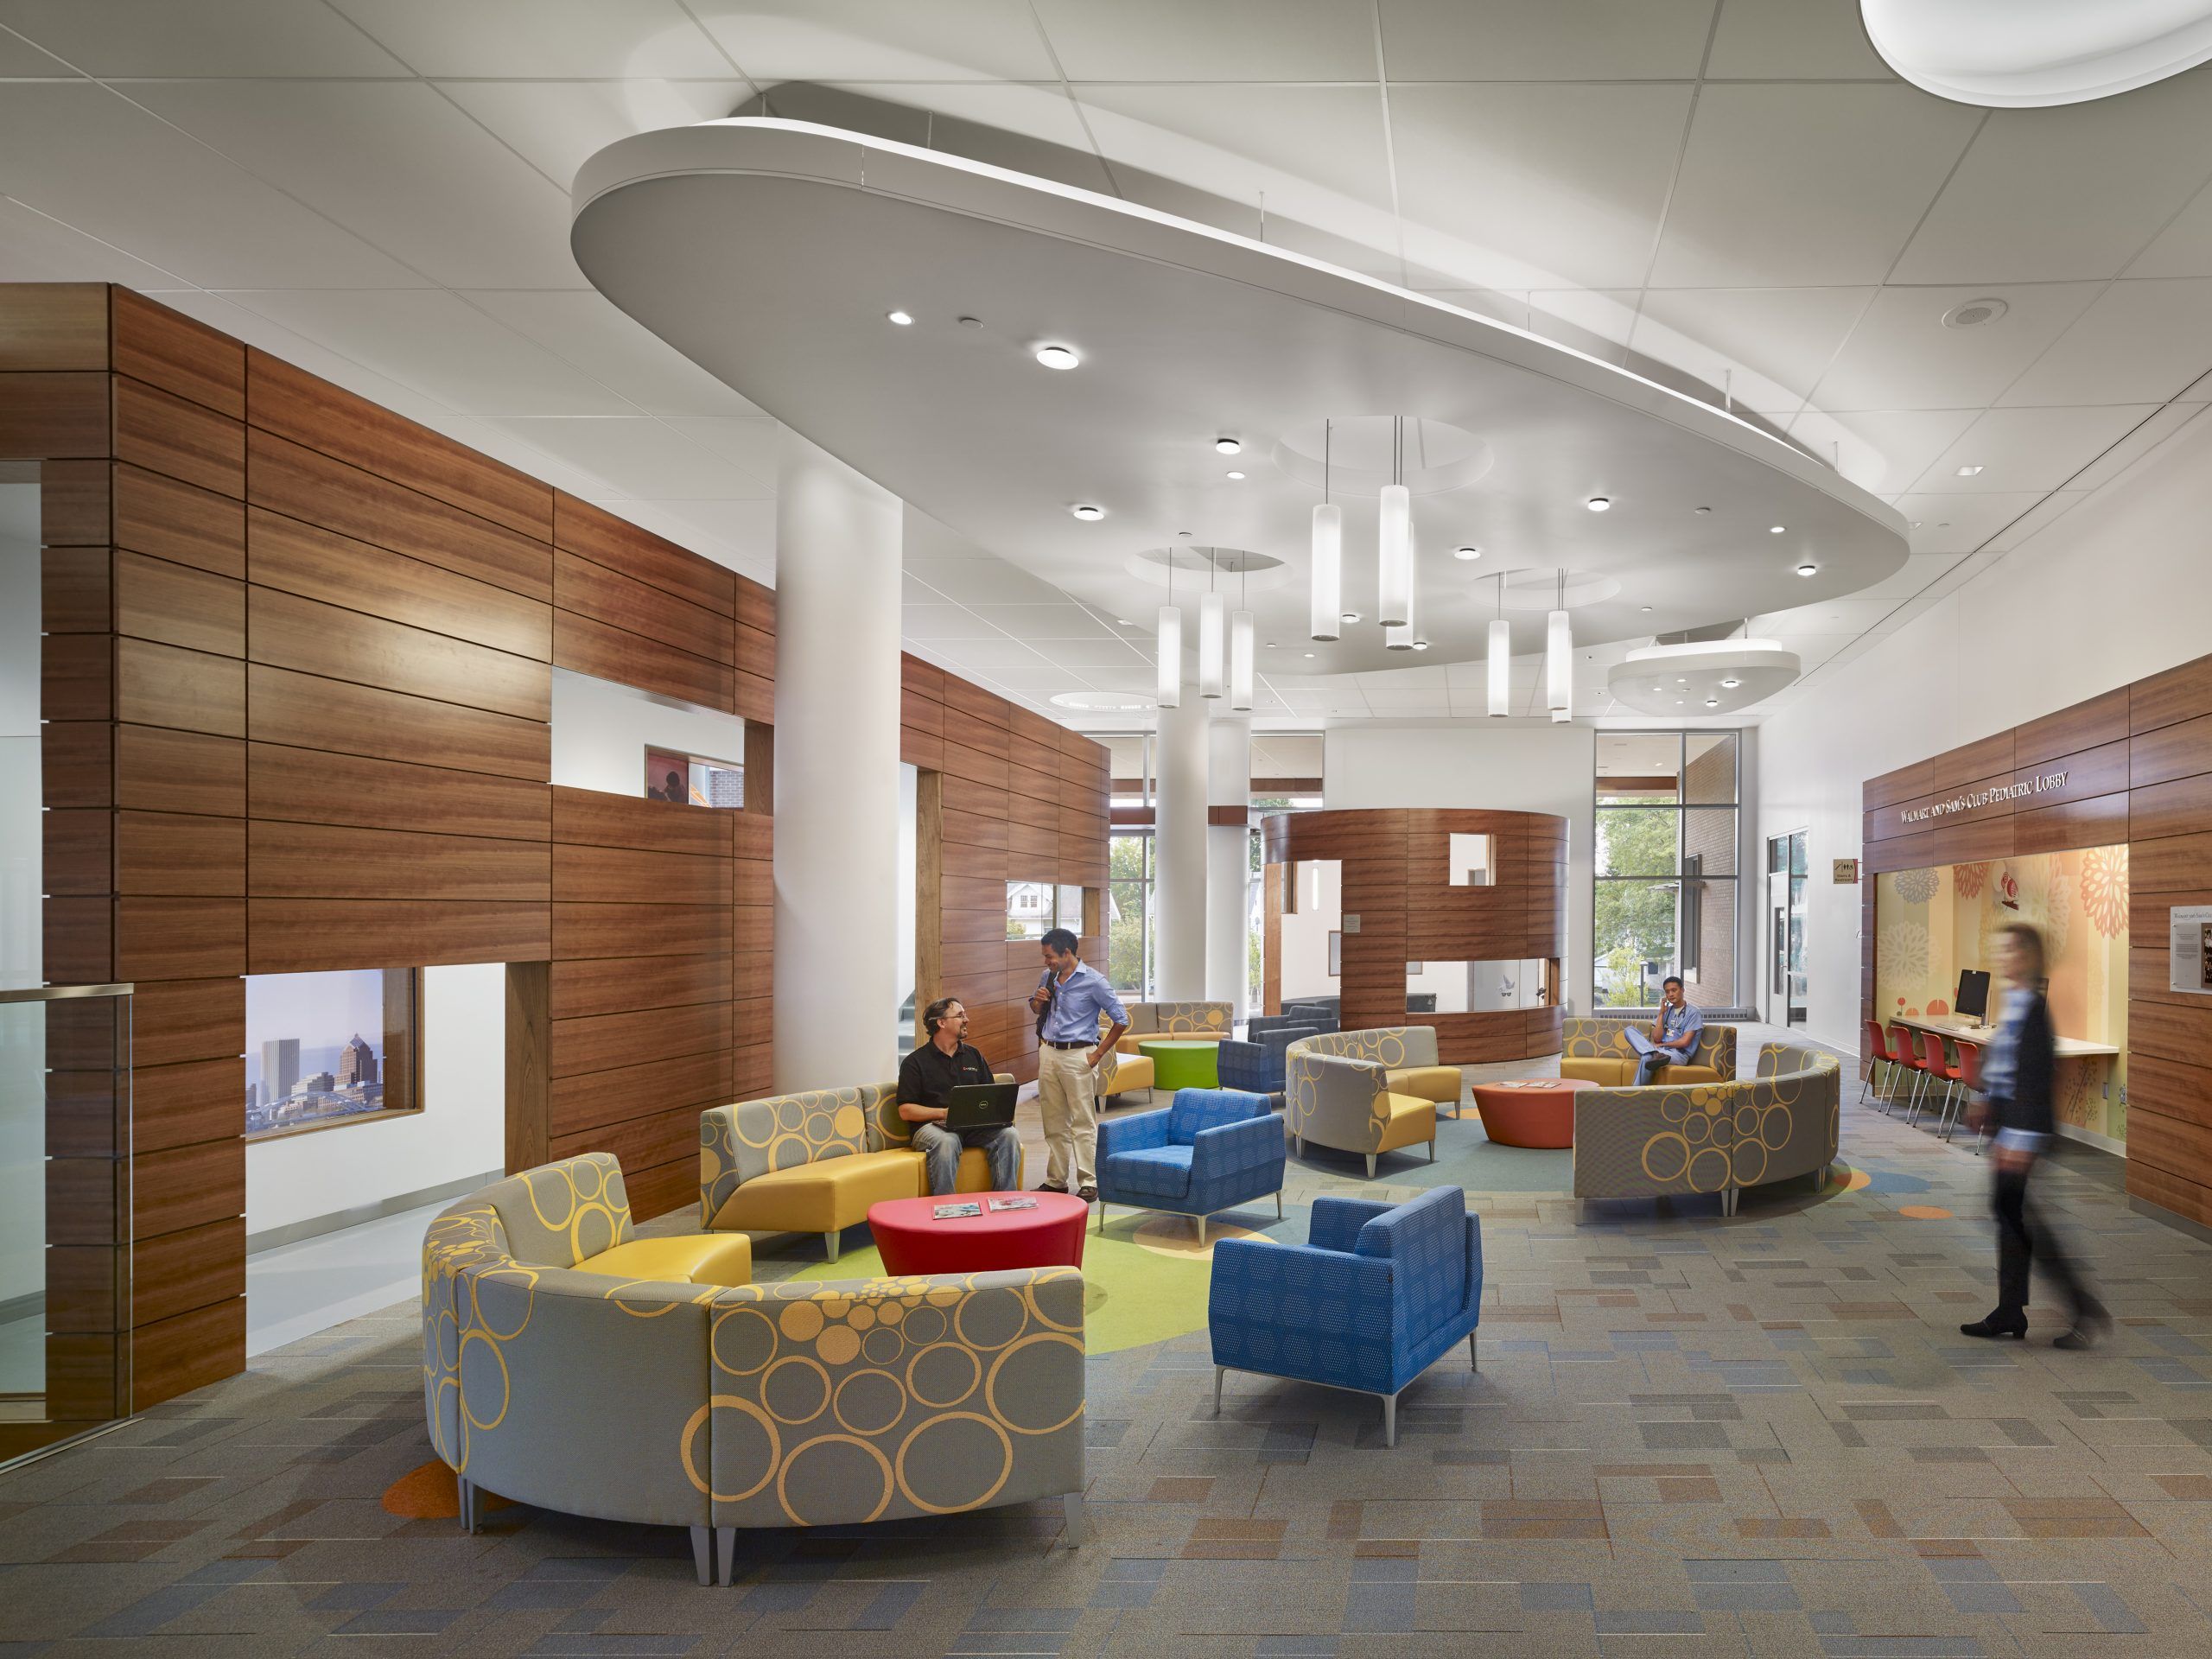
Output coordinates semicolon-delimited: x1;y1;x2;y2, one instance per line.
1894;868;1941;905
1953;862;1987;899
1878;921;1930;988
2082;847;2128;938
1993;866;2019;910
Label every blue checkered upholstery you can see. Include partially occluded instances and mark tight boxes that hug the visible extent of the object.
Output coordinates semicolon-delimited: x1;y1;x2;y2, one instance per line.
1247;1014;1331;1044
1097;1088;1285;1224
1217;1027;1319;1101
1209;1185;1481;1398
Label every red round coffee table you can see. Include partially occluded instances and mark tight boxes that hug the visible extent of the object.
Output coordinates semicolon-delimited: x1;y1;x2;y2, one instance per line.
868;1192;1089;1274
1471;1077;1597;1148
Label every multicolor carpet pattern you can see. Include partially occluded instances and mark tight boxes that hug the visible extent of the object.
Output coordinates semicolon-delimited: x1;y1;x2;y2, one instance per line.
3;1029;2211;1655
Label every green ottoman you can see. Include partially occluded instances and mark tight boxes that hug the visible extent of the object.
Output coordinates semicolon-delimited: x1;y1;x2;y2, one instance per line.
1137;1039;1219;1091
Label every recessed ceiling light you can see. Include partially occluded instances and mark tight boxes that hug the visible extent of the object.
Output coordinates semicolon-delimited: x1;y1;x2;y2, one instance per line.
1034;344;1080;370
1215;437;1242;455
1694;505;1712;515
1265;641;1277;649
1303;652;1315;658
1342;612;1361;622
1586;496;1611;512
1796;563;1818;576
886;308;913;326
1225;470;1246;480
1769;524;1785;534
1454;545;1481;561
1705;697;1719;707
1955;464;1983;476
1115;618;1134;625
1070;504;1104;521
1942;297;2007;330
1412;641;1429;651
957;315;982;328
1910;520;1923;528
1719;677;1741;689
1675;699;1685;706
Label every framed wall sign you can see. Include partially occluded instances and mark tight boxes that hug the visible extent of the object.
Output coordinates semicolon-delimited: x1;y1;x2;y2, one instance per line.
1833;858;1859;884
2171;905;2212;995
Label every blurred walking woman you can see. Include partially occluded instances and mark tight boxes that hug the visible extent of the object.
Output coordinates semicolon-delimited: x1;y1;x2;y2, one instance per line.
1961;922;2109;1348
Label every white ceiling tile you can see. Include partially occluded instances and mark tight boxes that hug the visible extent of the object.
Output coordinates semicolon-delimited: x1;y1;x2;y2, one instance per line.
2065;401;2210;493
328;0;733;78
928;638;1054;671
124;79;578;289
1379;0;1716;79
902;606;1010;642
1391;82;1693;290
1749;595;1897;634
1808;281;2102;410
0;197;179;286
970;603;1116;640
2127;175;2212;277
1038;0;1375;79
900;555;1068;606
1527;289;1641;362
135;289;459;427
0;84;424;288
1996;277;2212;407
0;25;68;73
1885;491;2050;553
0;0;409;74
657;416;779;484
1843;551;1963;601
1632;286;1876;412
1894;77;2212;283
817;81;1115;191
1704;0;1893;78
433;79;753;191
467;290;766;417
1784;406;1979;494
1361;690;1453;713
1405;286;1532;330
489;416;772;498
1911;404;2158;493
694;0;1058;80
218;288;638;416
1649;85;1980;288
978;665;1087;693
1982;490;2089;553
1040;638;1153;669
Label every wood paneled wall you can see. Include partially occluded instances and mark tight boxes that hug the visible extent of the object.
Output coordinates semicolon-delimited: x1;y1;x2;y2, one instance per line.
1861;651;2212;1231
902;656;1110;1084
1259;808;1568;1064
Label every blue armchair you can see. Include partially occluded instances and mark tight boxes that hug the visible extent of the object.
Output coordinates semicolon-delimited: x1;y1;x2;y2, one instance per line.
1208;1185;1482;1447
1282;998;1339;1031
1215;1027;1319;1109
1096;1088;1286;1239
1246;1013;1329;1044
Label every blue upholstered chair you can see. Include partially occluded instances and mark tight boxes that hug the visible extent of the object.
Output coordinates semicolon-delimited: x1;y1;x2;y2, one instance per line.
1215;1026;1319;1109
1208;1185;1482;1447
1247;1013;1330;1044
1282;998;1339;1031
1095;1088;1286;1239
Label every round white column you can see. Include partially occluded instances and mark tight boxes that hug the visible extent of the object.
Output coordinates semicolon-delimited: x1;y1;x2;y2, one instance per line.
1152;683;1208;1000
772;429;902;1091
1205;716;1252;1008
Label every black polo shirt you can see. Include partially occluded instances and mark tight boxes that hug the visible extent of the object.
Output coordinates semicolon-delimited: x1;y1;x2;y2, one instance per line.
897;1039;995;1109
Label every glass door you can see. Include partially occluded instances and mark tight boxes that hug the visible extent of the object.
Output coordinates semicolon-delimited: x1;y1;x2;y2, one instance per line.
1764;832;1809;1025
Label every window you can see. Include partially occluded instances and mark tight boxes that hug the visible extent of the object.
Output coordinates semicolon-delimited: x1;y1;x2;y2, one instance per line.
1592;732;1739;1009
245;968;421;1139
1006;880;1057;941
1448;832;1495;887
644;745;741;807
1107;830;1152;995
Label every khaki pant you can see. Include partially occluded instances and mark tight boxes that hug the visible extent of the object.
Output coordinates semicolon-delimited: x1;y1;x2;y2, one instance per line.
1037;1043;1102;1190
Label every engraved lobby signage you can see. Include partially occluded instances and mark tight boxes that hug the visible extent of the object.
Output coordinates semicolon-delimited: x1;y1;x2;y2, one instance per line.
1898;770;2068;826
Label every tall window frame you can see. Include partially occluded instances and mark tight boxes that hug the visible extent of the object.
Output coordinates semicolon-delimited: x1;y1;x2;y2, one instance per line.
1592;731;1741;1011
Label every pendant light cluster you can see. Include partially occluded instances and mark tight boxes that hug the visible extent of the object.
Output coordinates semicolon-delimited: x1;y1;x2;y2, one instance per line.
1158;547;1255;713
1309;416;1421;651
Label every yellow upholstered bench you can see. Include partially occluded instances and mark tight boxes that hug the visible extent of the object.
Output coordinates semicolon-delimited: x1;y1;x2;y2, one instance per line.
1559;1019;1736;1088
1386;1065;1465;1116
573;1232;753;1287
1103;1051;1155;1101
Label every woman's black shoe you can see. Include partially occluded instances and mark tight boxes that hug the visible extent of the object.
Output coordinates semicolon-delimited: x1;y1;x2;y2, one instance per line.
1960;1312;2028;1339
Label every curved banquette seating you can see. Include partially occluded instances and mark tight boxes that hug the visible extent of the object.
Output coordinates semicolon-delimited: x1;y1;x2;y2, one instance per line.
1284;1027;1449;1177
422;1154;1086;1583
1560;1016;1737;1085
1116;1001;1235;1050
1571;1039;1841;1215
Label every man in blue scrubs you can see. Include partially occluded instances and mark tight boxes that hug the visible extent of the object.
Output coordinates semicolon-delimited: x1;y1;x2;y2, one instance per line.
1624;975;1703;1084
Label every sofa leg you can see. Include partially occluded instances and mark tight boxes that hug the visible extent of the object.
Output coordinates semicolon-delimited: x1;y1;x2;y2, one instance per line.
1364;1153;1376;1179
1469;1330;1478;1371
1063;1491;1086;1547
823;1230;839;1260
689;1525;712;1587
1212;1365;1226;1417
1096;1201;1107;1235
457;1476;475;1535
715;1526;735;1587
1382;1392;1398;1449
1275;1191;1283;1221
1427;1138;1436;1164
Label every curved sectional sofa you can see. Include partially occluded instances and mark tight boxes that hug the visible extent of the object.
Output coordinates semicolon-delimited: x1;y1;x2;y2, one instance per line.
1283;1027;1462;1177
422;1154;1086;1584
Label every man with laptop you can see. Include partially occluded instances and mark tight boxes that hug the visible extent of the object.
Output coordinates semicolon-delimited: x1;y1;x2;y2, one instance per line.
896;996;1021;1197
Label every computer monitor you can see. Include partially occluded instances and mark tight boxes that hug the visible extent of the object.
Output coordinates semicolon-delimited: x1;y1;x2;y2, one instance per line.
1955;969;1992;1022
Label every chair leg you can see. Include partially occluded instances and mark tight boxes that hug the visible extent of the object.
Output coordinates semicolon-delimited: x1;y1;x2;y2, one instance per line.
1382;1392;1398;1449
1364;1153;1376;1178
690;1525;712;1587
1275;1191;1283;1221
823;1230;839;1260
1468;1330;1478;1371
715;1526;735;1587
1427;1138;1436;1163
1096;1201;1107;1235
1212;1365;1225;1417
1193;1211;1206;1243
1063;1491;1085;1547
457;1476;475;1535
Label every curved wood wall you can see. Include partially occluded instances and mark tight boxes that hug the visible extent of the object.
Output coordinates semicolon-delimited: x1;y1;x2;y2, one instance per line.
1261;807;1567;1064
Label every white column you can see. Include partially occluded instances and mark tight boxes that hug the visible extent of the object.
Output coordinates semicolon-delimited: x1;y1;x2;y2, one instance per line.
1152;683;1208;1000
1205;716;1252;1008
772;430;902;1091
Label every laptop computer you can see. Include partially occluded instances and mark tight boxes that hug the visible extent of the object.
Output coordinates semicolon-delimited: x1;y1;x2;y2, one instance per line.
944;1082;1018;1132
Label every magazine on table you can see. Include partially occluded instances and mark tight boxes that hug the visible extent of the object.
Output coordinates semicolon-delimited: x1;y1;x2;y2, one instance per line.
986;1196;1038;1212
931;1201;982;1219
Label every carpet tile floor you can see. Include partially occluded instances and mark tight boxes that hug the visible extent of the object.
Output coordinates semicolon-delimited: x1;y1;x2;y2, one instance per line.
3;1030;2210;1656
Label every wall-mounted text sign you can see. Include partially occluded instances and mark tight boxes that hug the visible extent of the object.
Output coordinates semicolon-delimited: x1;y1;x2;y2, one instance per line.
1833;858;1859;884
2172;905;2212;996
1899;771;2067;825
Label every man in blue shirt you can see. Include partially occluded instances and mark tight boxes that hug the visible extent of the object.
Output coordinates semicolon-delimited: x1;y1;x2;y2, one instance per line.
1028;926;1128;1203
1624;976;1704;1085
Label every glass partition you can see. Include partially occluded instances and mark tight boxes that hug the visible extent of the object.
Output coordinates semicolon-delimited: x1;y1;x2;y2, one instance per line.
1407;959;1555;1014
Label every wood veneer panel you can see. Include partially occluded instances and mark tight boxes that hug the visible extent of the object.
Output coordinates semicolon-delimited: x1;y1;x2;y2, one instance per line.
247;664;549;781
248;742;549;841
248;821;550;903
112;375;242;497
901;726;944;772
901;653;944;702
116;897;244;980
552;902;730;960
2012;791;2129;855
42;458;110;545
42;896;112;984
552;610;732;712
734;669;774;724
134;1057;244;1154
734;621;775;683
0;283;108;370
41;546;110;635
116;639;244;737
622;1156;695;1224
112;290;243;418
247;349;551;540
130;1297;244;1408
553;493;734;616
246;900;550;972
1863;760;1933;813
550;953;732;1020
112;462;244;577
2130;998;2212;1068
2133;830;2212;893
247;507;550;659
550;1048;731;1140
247;429;551;602
132;1218;245;1330
733;855;770;909
550;785;732;858
550;1101;698;1174
113;550;243;658
944;676;1010;730
732;810;772;862
115;810;245;897
2127;1160;2212;1230
551;1001;732;1079
2132;652;2212;736
2133;772;2212;843
247;587;550;723
130;977;244;1070
44;1247;119;1334
2018;686;2131;766
2132;712;2212;790
42;810;110;897
551;842;731;907
0;371;108;455
135;1137;243;1239
505;960;550;1174
116;723;245;818
555;548;733;664
730;1043;773;1103
737;575;775;637
942;808;1010;850
943;839;1007;881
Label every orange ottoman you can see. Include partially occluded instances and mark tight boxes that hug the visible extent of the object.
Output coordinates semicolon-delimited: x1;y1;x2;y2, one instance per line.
1471;1077;1596;1148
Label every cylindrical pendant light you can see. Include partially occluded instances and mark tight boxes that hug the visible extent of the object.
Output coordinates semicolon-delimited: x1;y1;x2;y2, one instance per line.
1310;420;1340;641
1383;581;1417;652
1377;417;1414;628
1156;555;1180;708
1486;575;1510;717
1198;589;1225;700
1230;560;1254;711
1545;570;1572;719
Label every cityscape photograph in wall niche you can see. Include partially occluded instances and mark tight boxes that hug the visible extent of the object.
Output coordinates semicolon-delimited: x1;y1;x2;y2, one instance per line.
243;969;417;1137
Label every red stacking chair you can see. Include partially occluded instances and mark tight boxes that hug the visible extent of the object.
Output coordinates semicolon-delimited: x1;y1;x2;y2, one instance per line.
1907;1028;1950;1126
1888;1022;1929;1118
1860;1019;1907;1112
1936;1039;1982;1143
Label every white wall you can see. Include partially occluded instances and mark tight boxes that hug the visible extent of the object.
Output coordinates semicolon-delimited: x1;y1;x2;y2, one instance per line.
245;962;505;1238
1281;857;1341;1001
550;666;743;797
1756;407;2212;1053
1325;722;1598;1014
